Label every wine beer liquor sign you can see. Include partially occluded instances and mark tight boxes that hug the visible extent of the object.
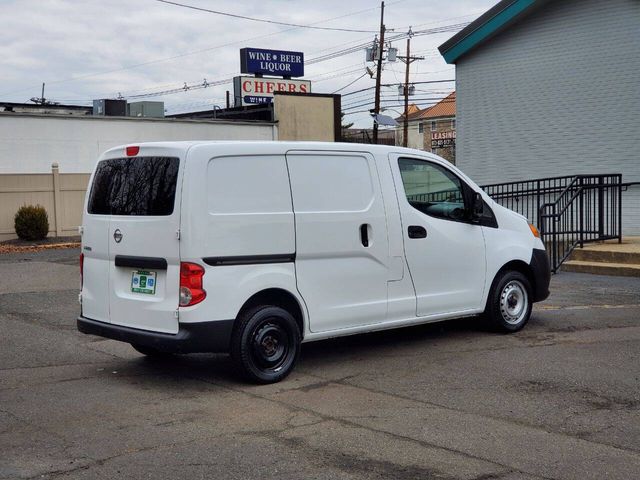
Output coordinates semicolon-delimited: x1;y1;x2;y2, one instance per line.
235;47;310;106
240;48;304;77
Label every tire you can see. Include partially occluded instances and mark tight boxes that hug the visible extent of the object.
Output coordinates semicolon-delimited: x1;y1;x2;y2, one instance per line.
484;270;533;333
131;344;173;357
231;305;301;384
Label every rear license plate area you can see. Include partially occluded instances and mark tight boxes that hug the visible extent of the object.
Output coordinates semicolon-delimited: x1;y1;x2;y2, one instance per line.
131;270;157;295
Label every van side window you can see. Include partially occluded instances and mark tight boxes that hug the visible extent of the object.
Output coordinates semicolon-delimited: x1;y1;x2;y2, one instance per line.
398;158;466;221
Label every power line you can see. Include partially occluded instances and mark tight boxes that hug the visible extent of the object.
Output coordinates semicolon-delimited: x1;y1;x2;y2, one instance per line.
17;13;465;103
48;17;465;103
343;99;455;116
0;2;392;98
343;95;455;111
333;73;368;94
155;0;378;33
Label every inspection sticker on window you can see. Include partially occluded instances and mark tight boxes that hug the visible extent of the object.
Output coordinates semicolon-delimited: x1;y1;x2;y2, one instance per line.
131;270;156;294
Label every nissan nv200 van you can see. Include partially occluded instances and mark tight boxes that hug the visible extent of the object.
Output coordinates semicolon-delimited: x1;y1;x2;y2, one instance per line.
77;142;550;383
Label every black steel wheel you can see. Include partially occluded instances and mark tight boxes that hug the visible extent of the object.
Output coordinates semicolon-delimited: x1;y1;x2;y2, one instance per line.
483;270;533;333
231;305;301;384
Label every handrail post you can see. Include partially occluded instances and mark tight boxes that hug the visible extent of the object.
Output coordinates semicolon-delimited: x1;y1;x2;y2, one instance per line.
597;175;604;239
536;179;541;229
579;177;584;248
618;174;623;243
552;204;558;272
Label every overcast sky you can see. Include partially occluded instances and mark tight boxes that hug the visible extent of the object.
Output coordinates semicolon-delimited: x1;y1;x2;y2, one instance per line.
0;0;495;127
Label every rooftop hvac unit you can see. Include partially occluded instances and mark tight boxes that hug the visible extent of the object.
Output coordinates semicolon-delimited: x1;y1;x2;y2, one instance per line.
128;101;165;118
93;99;127;116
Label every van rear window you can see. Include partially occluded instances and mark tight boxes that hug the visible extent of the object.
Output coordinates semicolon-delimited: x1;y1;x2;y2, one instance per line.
88;157;179;216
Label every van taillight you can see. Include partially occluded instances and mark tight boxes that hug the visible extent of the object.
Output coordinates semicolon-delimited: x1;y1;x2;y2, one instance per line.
179;262;206;307
80;253;84;288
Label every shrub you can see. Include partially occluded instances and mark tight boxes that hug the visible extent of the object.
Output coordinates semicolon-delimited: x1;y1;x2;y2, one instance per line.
14;205;49;241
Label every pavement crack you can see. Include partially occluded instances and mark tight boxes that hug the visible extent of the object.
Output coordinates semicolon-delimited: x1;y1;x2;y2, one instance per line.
186;372;556;480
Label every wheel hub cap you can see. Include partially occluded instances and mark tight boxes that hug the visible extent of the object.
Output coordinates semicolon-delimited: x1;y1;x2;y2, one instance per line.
252;322;288;369
500;280;528;325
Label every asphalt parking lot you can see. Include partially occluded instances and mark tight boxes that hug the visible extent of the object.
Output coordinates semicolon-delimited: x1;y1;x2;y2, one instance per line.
1;247;639;480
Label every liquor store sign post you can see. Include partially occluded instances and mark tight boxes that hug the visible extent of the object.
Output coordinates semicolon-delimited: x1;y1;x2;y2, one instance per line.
233;76;311;106
240;48;304;77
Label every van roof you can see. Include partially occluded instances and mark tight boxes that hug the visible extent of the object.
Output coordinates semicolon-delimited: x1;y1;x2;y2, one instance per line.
101;141;435;158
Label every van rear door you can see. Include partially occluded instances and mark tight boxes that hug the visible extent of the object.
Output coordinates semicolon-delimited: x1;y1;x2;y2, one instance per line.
87;147;183;334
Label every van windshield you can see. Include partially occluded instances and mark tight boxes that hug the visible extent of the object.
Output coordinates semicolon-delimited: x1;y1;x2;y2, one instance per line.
88;157;179;216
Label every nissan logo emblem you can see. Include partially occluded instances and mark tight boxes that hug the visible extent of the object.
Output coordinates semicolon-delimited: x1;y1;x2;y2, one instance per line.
113;229;123;243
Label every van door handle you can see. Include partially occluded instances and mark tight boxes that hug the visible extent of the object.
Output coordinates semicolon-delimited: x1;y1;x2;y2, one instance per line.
408;225;427;239
360;224;370;247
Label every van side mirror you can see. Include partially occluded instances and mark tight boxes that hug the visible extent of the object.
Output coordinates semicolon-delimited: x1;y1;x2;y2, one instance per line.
471;192;484;221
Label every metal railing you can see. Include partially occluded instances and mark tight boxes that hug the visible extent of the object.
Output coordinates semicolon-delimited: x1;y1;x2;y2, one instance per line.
482;174;624;272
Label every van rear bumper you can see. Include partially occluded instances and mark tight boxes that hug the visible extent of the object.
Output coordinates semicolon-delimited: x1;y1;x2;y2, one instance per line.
77;316;234;354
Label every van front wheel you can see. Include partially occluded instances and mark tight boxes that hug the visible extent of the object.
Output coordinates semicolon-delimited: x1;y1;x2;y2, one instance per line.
231;305;301;384
484;271;532;332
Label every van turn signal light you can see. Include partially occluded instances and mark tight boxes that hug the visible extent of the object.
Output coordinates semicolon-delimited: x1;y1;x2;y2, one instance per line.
529;223;540;238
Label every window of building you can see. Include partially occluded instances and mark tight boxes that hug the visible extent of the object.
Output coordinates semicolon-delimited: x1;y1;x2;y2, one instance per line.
430;121;437;131
418;122;424;133
451;119;456;129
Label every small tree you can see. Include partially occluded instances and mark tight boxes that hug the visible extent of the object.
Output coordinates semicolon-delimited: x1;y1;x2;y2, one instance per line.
341;111;354;130
14;205;49;241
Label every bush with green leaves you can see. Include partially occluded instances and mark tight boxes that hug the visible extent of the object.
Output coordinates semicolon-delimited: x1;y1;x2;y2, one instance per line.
14;205;49;241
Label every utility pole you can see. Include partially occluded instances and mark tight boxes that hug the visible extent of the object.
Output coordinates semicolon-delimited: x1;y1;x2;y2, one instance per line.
30;83;47;105
397;33;424;147
372;1;385;144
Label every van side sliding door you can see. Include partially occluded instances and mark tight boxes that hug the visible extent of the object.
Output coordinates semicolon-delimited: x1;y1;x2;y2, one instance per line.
286;151;390;333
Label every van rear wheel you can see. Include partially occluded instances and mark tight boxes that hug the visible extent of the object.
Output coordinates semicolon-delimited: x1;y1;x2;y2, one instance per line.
231;305;301;384
484;270;532;332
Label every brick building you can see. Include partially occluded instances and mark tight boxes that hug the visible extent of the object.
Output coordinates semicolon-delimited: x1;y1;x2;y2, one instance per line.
395;92;456;164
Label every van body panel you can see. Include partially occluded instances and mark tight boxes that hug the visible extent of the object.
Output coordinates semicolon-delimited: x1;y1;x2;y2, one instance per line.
374;152;417;321
178;262;303;329
80;212;110;323
389;153;487;317
286;150;390;332
480;203;546;307
82;144;186;334
180;150;295;259
108;217;181;334
78;141;551;359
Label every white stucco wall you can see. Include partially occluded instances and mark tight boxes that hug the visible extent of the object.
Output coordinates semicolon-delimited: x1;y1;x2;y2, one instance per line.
0;113;277;173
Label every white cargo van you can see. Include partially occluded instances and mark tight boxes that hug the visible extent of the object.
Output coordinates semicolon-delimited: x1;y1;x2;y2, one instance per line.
78;142;550;383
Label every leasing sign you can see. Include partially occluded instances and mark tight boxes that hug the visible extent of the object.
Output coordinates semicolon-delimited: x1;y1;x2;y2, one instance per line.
431;130;456;148
233;76;311;106
240;48;304;77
